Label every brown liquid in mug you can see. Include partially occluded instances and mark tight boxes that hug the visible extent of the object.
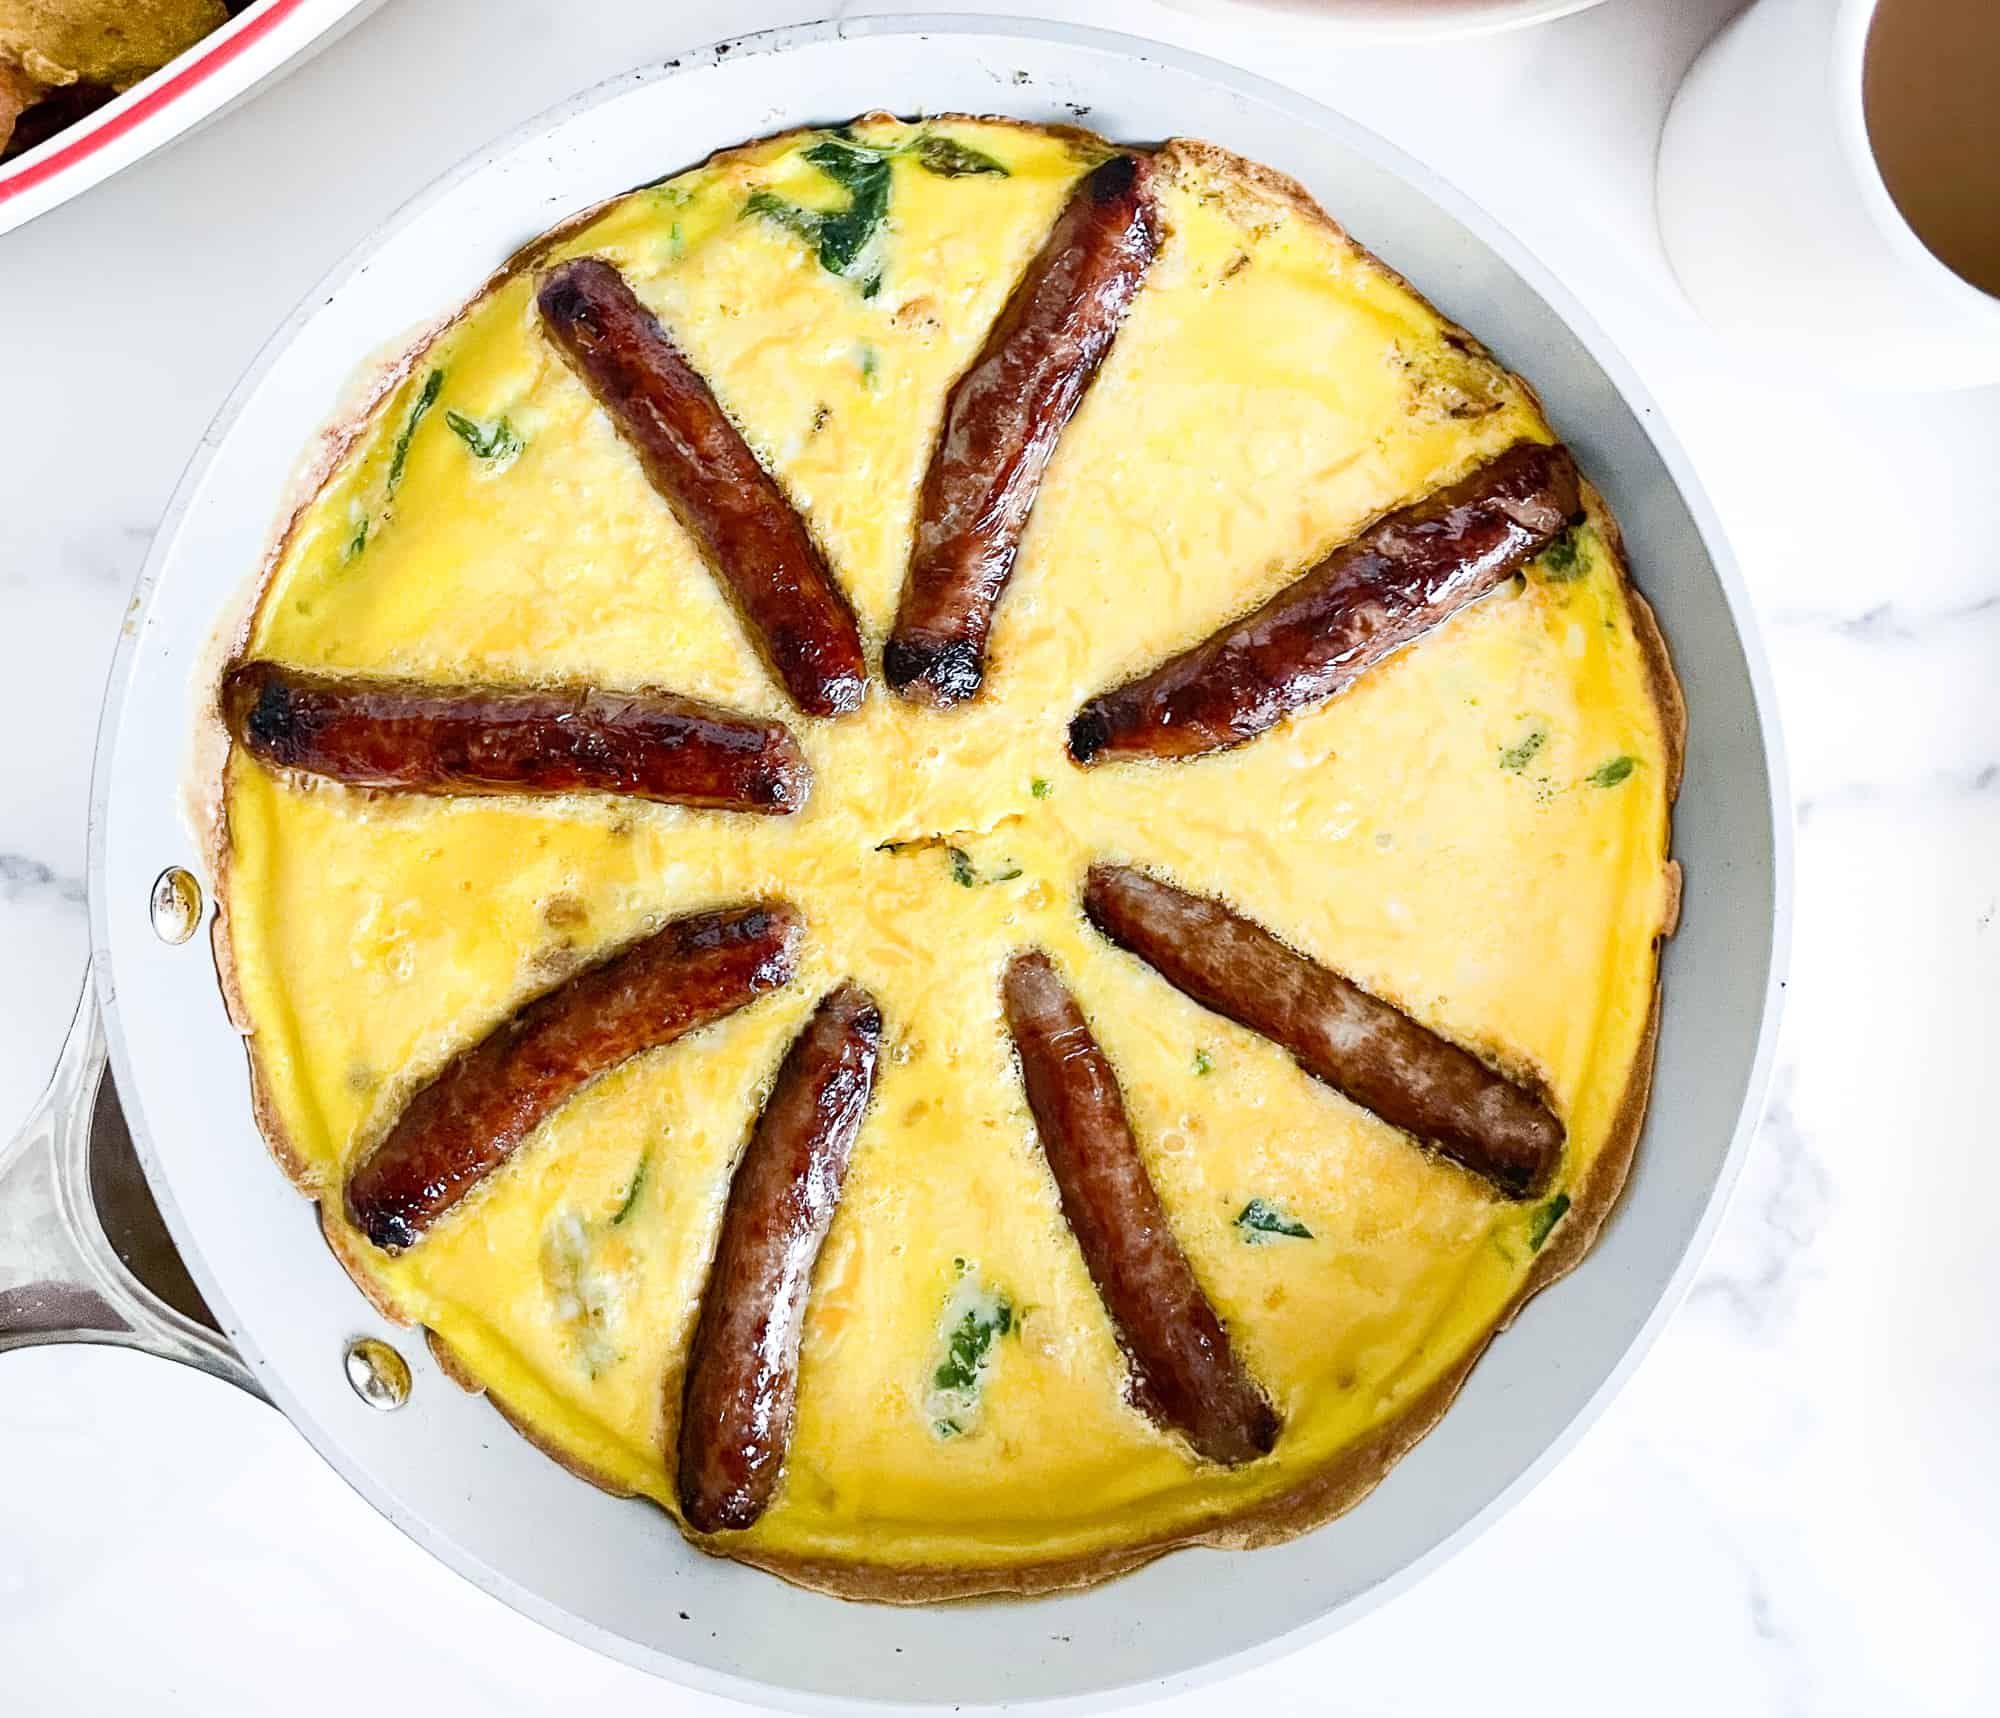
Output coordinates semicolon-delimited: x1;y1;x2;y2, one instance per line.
1864;0;2000;298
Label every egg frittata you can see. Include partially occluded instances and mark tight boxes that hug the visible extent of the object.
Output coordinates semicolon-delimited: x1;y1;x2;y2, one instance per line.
210;116;1682;1598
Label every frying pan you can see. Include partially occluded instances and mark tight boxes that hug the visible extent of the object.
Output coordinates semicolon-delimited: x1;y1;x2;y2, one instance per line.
8;16;1791;1711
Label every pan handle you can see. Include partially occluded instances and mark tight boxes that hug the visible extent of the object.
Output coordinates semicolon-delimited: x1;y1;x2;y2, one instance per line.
0;965;264;1399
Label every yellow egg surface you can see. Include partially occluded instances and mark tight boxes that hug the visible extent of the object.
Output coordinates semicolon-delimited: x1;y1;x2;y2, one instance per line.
212;117;1683;1599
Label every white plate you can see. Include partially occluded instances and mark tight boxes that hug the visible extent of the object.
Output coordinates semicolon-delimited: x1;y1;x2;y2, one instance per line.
89;16;1790;1710
0;0;383;240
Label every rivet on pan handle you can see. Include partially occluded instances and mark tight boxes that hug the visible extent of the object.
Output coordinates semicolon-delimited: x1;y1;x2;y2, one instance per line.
0;965;264;1399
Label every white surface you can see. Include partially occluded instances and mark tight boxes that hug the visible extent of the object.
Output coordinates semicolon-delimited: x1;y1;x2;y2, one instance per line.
82;17;1781;1709
1657;0;2000;389
0;0;1995;1712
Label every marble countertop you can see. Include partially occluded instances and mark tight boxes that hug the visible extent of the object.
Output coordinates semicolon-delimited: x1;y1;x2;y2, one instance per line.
2;0;1995;1711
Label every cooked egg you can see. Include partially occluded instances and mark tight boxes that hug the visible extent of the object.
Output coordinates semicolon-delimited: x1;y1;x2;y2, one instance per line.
216;117;1678;1592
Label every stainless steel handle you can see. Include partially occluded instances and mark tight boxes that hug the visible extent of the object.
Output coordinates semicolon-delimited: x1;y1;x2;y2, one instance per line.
0;964;263;1399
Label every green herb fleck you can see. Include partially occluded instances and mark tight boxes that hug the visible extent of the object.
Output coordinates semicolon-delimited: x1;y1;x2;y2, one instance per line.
857;343;880;385
386;368;443;497
345;518;368;561
1587;755;1638;789
1527;1192;1571;1252
877;839;1016;886
913;135;1009;178
926;1276;1014;1438
1541;529;1586;581
1030;777;1053;800
1194;1049;1214;1077
1236;1198;1313;1243
932;1296;1013;1393
668;219;684;259
443;408;524;464
611;1153;650;1225
1500;727;1548;772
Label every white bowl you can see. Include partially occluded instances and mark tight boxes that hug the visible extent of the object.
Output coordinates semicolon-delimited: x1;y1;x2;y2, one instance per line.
0;0;383;240
90;15;1788;1710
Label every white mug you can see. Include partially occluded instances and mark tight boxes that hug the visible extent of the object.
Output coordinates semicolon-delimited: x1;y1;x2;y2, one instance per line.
1658;0;2000;390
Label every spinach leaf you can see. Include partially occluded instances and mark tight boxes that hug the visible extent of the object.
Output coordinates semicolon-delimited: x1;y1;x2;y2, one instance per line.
1236;1198;1313;1243
1587;755;1638;788
805;134;887;189
611;1153;650;1225
443;408;523;464
1527;1191;1571;1252
913;135;1008;177
947;847;976;888
1194;1049;1214;1077
1540;529;1585;581
742;188;820;243
386;368;443;497
745;134;893;296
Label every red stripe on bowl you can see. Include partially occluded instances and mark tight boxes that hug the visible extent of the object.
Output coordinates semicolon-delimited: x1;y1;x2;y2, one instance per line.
0;0;317;205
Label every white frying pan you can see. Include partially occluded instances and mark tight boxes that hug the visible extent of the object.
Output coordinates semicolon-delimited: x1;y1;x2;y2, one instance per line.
24;16;1792;1711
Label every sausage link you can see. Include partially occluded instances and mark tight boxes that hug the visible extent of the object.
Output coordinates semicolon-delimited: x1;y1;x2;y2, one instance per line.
537;257;867;718
884;153;1162;707
1069;441;1582;764
1002;950;1278;1465
1083;865;1562;1198
346;903;801;1251
223;662;811;814
677;982;882;1533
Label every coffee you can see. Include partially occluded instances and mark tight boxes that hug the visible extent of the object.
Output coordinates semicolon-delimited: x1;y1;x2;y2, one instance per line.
1864;0;2000;298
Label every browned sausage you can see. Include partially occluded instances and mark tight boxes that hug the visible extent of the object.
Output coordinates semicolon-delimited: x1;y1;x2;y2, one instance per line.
677;982;882;1533
1083;865;1562;1198
1002;949;1278;1465
1068;441;1582;764
346;904;801;1251
222;662;811;814
884;153;1162;707
537;257;867;719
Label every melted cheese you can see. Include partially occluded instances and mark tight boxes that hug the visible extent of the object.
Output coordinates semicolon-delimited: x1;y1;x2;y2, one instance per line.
221;119;1673;1574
